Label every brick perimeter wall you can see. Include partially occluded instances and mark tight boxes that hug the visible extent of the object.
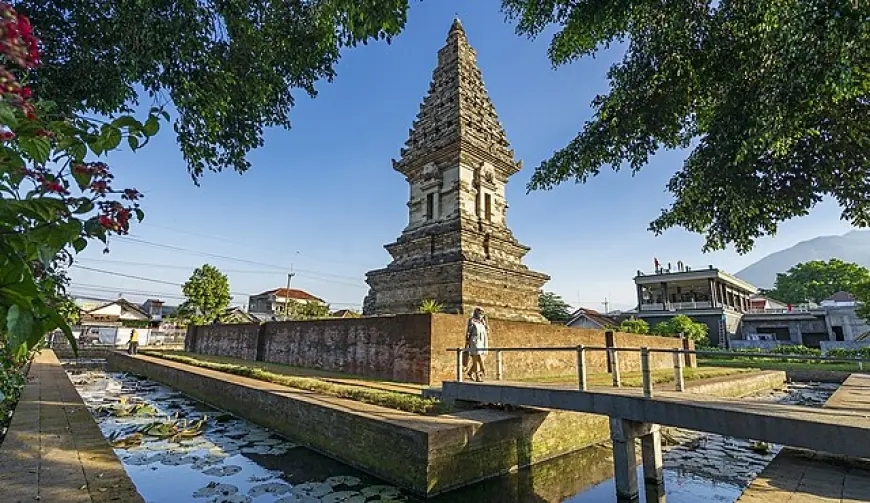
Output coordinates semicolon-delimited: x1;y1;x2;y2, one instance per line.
187;313;694;385
261;315;433;384
189;323;260;360
430;314;692;383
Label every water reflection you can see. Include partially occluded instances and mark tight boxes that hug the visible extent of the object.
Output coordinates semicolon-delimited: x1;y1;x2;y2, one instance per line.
66;364;835;503
68;369;408;503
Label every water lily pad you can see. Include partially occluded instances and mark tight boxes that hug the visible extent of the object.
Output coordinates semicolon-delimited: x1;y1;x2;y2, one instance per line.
248;482;292;497
290;482;334;498
325;476;361;488
248;474;275;483
275;496;319;503
193;454;228;469
203;465;242;477
322;491;365;503
361;485;402;500
240;444;272;455
193;482;238;499
124;453;157;466
208;496;251;503
160;453;196;466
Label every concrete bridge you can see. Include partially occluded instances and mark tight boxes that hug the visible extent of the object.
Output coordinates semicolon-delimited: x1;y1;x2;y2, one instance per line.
442;346;870;501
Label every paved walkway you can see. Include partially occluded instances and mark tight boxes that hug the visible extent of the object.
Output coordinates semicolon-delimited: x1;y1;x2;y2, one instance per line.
737;449;870;502
0;350;142;503
737;374;870;502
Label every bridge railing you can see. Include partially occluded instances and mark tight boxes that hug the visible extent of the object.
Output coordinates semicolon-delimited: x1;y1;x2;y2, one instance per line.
447;346;870;399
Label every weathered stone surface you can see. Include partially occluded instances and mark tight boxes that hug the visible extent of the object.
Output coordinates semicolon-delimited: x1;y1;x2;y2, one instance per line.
364;19;549;323
187;314;693;385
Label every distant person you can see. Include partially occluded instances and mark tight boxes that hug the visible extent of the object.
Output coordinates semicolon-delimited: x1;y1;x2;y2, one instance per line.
465;308;489;382
128;329;140;355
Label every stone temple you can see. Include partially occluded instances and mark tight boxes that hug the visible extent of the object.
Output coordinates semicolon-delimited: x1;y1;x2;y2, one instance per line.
363;19;550;323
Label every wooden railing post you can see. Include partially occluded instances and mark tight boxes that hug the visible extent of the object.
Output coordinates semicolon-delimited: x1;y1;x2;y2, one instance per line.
610;348;622;388
641;347;653;398
577;345;588;391
673;350;685;391
496;351;504;380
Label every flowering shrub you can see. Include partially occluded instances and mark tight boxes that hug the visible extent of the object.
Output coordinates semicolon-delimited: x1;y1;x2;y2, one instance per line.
0;2;163;362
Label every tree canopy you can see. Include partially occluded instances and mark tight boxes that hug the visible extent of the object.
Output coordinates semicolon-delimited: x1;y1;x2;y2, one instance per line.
539;291;573;323
767;259;870;304
18;0;410;181
651;315;709;346
505;0;869;253
180;264;231;325
16;0;868;252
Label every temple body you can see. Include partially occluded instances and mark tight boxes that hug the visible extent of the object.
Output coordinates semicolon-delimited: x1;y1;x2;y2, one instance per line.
363;19;549;323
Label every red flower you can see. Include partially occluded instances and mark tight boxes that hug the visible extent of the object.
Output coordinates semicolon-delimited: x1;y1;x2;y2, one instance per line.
0;130;14;141
98;215;113;229
122;188;141;201
42;180;68;195
89;180;108;194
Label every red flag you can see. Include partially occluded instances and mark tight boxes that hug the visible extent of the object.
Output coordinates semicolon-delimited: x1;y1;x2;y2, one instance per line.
654;258;660;269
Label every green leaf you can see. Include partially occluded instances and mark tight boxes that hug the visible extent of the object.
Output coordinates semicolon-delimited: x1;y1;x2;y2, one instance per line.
68;141;87;163
37;245;54;267
72;237;88;253
19;137;52;164
128;135;140;151
111;115;141;129
134;208;145;222
102;126;122;151
143;116;160;137
73;197;94;214
7;304;35;351
73;169;93;190
0;102;18;128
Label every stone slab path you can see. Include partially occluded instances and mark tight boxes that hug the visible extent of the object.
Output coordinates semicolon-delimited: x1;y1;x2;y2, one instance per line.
737;448;870;503
0;350;142;503
737;373;870;502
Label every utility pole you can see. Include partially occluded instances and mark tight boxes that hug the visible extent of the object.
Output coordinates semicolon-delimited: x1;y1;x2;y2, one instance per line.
283;265;296;321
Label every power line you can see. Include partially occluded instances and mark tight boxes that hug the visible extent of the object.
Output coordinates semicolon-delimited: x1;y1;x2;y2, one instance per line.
111;236;368;287
132;224;372;269
71;264;253;297
69;279;363;308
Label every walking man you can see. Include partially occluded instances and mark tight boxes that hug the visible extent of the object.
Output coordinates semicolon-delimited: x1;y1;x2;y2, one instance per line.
128;329;140;355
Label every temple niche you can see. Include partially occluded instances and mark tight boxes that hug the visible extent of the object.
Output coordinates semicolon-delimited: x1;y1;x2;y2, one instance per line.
363;18;549;323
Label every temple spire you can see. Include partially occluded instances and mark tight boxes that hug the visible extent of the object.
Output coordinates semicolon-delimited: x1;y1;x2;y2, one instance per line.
392;19;519;176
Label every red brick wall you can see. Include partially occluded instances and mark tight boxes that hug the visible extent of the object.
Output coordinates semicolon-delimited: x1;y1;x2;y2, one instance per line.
188;314;693;385
429;314;690;384
190;323;260;360
260;315;433;384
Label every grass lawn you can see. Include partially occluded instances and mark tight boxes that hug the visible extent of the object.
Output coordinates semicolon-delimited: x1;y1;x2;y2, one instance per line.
699;357;865;372
138;350;446;415
518;366;755;388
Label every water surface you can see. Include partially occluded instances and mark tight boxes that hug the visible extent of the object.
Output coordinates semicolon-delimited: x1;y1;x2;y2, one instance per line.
66;364;836;503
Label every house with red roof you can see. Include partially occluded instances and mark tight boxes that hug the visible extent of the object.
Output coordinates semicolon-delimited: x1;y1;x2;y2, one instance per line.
247;288;326;319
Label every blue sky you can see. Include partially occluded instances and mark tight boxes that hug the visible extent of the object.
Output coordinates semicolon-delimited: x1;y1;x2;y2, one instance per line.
69;0;856;312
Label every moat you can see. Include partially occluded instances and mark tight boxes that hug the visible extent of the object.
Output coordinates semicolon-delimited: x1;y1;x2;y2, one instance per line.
65;362;835;503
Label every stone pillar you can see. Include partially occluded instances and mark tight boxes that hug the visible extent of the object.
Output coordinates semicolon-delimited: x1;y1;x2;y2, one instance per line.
609;418;639;501
609;419;663;501
636;284;644;310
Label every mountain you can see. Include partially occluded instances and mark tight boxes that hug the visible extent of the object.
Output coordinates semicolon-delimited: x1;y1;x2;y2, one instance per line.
735;230;870;289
